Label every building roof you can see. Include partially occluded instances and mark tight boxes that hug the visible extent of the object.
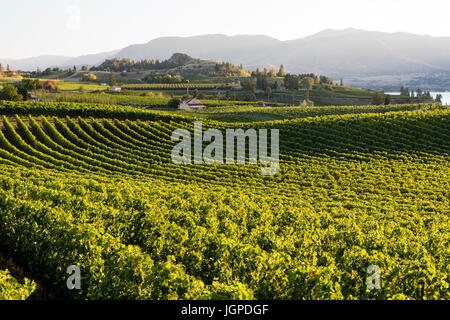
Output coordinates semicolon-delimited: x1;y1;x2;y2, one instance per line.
180;98;205;106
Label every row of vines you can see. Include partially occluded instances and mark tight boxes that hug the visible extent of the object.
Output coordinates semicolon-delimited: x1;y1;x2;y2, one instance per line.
0;101;448;299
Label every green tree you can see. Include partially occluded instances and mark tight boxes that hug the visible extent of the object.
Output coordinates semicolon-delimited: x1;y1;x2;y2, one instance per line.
372;92;384;105
245;93;256;101
277;65;286;77
271;81;279;90
265;86;272;100
17;87;28;100
284;74;299;90
109;72;117;86
300;76;315;101
269;68;277;77
168;97;181;107
43;68;52;76
257;76;270;91
21;79;42;91
384;95;391;105
0;85;23;101
43;80;59;92
416;88;423;97
401;87;411;97
320;76;333;85
300;77;314;91
34;79;43;90
82;73;97;82
241;78;256;92
21;79;35;91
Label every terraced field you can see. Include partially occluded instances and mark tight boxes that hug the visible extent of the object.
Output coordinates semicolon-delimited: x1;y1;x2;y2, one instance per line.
0;101;448;300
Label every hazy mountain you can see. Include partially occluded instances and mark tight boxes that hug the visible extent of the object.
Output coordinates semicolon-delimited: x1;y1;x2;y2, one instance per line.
64;49;120;68
2;29;450;88
1;55;71;71
301;28;366;40
278;29;450;77
113;34;281;69
111;29;450;78
1;51;118;71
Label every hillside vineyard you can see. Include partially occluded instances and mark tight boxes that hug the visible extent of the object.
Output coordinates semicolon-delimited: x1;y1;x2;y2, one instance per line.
0;101;448;299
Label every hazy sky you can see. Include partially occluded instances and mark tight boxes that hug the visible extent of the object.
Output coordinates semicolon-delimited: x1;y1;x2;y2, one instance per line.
2;0;449;59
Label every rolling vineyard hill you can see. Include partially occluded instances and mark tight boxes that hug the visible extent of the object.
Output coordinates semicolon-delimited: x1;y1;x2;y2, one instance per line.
0;101;448;299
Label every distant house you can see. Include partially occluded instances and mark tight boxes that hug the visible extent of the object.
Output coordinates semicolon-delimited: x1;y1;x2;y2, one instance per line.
27;92;38;101
178;98;206;110
108;86;121;92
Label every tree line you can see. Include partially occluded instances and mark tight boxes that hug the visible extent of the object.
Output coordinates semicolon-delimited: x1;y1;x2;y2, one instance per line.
241;64;335;97
400;86;433;98
0;79;59;101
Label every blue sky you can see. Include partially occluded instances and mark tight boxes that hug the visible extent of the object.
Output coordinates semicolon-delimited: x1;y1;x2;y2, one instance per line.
2;0;449;59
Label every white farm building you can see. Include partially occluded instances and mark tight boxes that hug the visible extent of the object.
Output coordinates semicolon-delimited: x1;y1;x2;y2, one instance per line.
178;98;206;110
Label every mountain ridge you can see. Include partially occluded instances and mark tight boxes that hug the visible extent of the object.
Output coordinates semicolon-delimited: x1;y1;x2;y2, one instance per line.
2;29;450;89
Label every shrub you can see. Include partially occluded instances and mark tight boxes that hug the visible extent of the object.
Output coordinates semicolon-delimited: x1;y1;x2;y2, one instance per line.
0;269;36;300
168;97;181;107
0;85;23;101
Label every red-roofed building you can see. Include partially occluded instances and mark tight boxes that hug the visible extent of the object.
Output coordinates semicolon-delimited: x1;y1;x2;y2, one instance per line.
178;98;206;110
27;92;38;101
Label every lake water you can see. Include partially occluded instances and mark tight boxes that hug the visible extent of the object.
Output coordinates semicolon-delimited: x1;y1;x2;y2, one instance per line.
386;92;450;105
